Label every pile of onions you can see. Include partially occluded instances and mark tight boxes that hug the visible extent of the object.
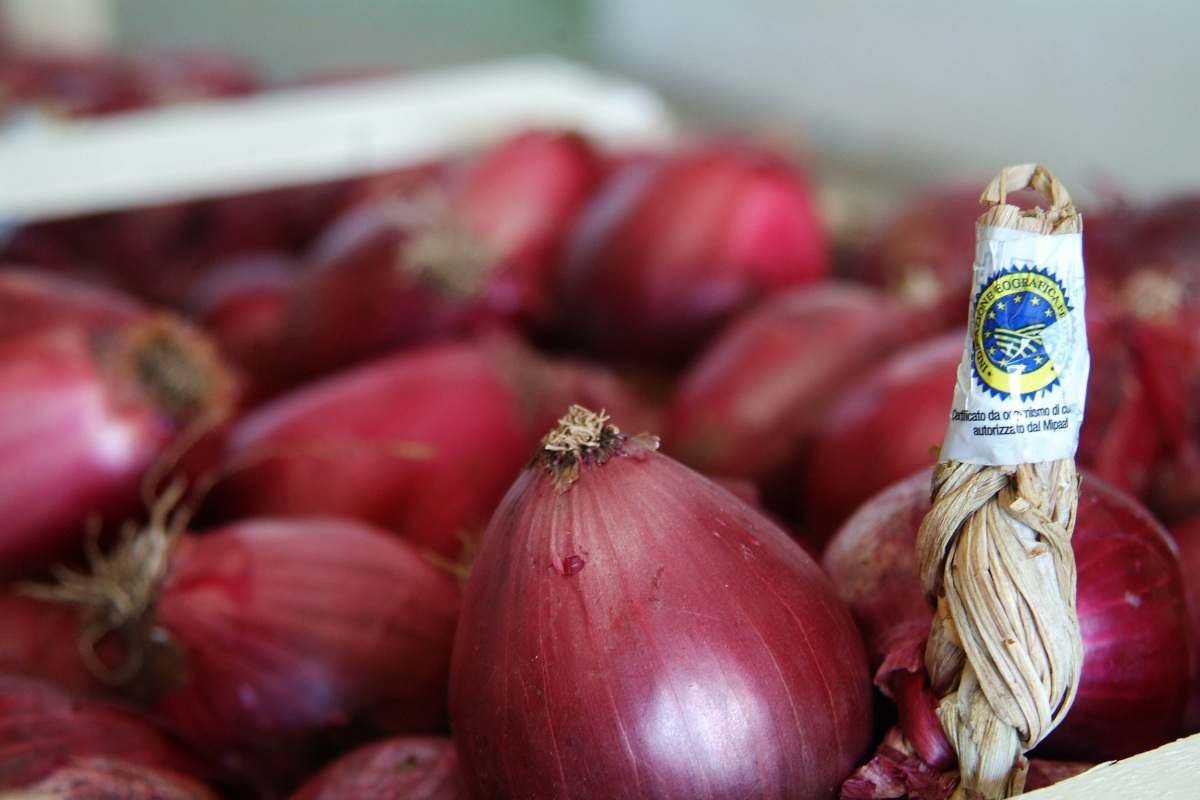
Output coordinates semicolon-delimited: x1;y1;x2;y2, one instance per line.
202;332;657;560
449;405;873;799
558;138;833;366
822;467;1193;765
661;282;938;528
16;513;461;792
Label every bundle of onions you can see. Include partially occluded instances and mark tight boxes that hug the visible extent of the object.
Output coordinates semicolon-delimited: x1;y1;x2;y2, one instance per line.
0;312;237;579
450;405;874;800
822;468;1192;767
21;505;461;792
661;282;939;528
203;333;658;561
274;129;603;383
557;137;832;367
286;736;467;800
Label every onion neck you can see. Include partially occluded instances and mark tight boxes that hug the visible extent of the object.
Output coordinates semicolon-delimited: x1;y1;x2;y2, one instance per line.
401;218;497;301
536;405;628;492
19;484;189;689
99;313;236;427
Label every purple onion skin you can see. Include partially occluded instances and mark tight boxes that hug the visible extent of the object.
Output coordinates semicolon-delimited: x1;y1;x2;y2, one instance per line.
449;433;874;800
1035;476;1192;761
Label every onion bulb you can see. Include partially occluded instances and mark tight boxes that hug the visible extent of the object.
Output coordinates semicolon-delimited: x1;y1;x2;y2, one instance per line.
558;138;833;366
449;405;873;799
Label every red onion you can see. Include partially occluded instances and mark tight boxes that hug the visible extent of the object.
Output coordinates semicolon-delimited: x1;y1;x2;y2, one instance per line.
821;468;1193;763
204;334;657;560
0;316;236;579
31;514;461;789
0;267;148;342
1;758;222;800
0;674;216;790
449;405;874;800
558;137;833;366
661;282;938;527
426;128;605;334
802;331;963;546
275;130;601;382
270;198;490;383
287;736;467;800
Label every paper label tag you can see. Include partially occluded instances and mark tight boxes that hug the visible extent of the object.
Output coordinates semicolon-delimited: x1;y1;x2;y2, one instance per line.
939;223;1088;465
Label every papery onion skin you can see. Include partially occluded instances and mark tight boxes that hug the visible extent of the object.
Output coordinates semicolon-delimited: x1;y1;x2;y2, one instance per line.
450;408;874;800
0;674;217;790
662;282;937;526
286;736;467;800
558;138;833;366
146;517;461;770
821;468;1192;763
820;473;934;675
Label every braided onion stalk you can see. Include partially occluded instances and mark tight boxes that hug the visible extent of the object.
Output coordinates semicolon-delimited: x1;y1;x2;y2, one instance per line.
916;164;1089;798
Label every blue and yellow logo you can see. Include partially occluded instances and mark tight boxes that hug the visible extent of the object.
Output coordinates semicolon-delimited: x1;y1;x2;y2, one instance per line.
971;266;1072;400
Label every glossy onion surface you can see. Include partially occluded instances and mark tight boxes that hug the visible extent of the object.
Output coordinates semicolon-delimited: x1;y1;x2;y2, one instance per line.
450;412;873;799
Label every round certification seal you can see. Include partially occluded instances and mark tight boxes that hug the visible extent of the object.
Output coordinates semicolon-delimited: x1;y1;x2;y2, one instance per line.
971;266;1072;400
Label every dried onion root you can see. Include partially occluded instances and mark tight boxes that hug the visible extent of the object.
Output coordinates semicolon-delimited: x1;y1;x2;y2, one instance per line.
916;165;1089;798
